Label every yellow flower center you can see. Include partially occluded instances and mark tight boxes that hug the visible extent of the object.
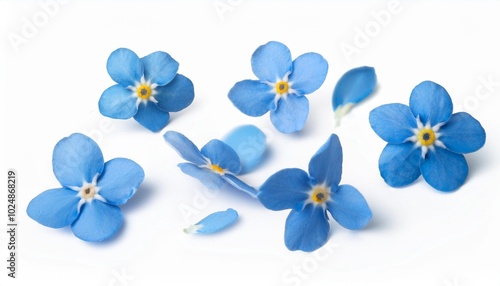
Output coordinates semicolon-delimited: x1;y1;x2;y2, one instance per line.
275;81;289;94
210;164;224;174
311;185;330;204
81;185;96;200
417;128;436;146
136;84;152;100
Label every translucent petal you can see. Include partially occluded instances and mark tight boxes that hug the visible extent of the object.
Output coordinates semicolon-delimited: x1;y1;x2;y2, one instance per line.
184;208;238;234
222;125;266;174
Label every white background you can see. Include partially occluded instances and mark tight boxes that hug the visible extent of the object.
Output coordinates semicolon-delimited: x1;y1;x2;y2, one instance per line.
1;0;500;285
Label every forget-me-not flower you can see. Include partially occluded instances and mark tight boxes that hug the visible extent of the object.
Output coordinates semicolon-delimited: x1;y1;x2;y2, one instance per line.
99;48;194;132
228;41;328;133
163;131;258;198
27;133;145;242
258;134;372;252
369;80;486;192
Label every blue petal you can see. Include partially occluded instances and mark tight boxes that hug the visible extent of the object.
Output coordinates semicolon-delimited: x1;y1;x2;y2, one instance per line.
288;52;328;94
222;125;266;174
184;208;238;234
270;94;309;134
155;74;195;112
223;174;259;198
327;185;372;230
141;51;179;86
308;134;342;188
258;168;311;211
420;147;468;192
332;66;376;113
369;103;417;144
106;48;143;87
228;80;275;117
53;133;104;188
379;142;422;187
27;188;80;228
163;131;206;165
97;158;145;205
133;102;170;132
71;200;123;242
251;41;292;82
201;139;241;174
178;163;227;190
438;112;486;154
284;204;329;252
98;84;138;119
409;81;453;126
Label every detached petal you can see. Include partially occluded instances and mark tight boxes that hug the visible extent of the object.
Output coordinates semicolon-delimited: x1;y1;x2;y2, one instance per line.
410;81;453;126
228;80;275;117
27;188;80;228
97;158;145;205
288;52;328;94
369;103;417;144
184;208;238;234
421;147;468;192
99;84;138;119
308;134;342;188
201;139;241;174
439;112;486;154
379;142;422;187
251;41;292;82
71;200;123;242
163;131;206;165
106;48;143;87
53;133;104;188
327;185;372;230
133;102;170;132
178;163;227;190
141;51;179;86
222;125;266;174
284;204;329;252
332;66;377;110
258;168;311;211
270;94;309;134
155;74;195;112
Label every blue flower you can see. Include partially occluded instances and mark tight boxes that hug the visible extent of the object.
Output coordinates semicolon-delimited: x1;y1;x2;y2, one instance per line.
27;133;144;242
228;41;328;133
258;134;372;252
163;131;259;198
369;80;486;192
99;48;194;132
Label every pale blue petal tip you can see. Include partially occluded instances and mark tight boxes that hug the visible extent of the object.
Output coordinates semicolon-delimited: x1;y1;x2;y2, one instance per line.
222;125;267;174
332;66;377;125
184;208;239;234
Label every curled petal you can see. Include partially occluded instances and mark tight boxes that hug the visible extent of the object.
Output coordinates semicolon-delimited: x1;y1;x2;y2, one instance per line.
53;133;104;188
99;84;138;119
289;52;328;94
284;204;330;252
133;102;170;132
251;41;292;82
163;131;206;165
333;66;377;111
420;147;468;192
369;103;417;144
184;208;238;234
201;140;241;174
141;51;178;86
71;200;123;242
27;188;80;228
270;94;309;134
439;112;486;154
155;74;195;112
327;185;372;230
228;80;275;117
308;134;342;189
379;142;422;187
97;158;145;205
106;48;143;87
258;168;311;211
409;81;453;126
